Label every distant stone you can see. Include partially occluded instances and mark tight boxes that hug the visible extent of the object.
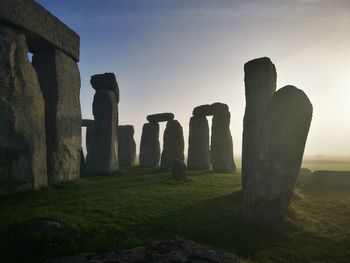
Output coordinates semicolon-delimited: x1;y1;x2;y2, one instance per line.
172;160;188;180
192;104;213;117
242;57;277;189
32;48;81;184
243;86;313;223
90;73;119;102
0;26;47;194
161;120;185;169
211;102;229;114
81;119;94;127
80;148;85;172
147;113;174;123
25;219;61;233
86;90;119;173
118;125;136;167
211;110;236;173
297;168;312;184
187;116;211;170
310;170;350;190
45;240;244;263
139;122;160;167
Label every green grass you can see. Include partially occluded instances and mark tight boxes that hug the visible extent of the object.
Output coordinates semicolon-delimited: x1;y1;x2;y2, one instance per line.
0;168;350;262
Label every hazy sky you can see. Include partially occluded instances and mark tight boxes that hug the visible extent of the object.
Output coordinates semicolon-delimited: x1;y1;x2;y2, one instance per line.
36;0;350;157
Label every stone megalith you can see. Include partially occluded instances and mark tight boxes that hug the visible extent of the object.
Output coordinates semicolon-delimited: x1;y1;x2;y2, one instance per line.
0;26;47;193
172;160;188;181
187;116;211;170
210;107;236;173
32;49;81;184
242;57;277;188
118;125;136;168
86;74;119;173
243;86;312;223
161;120;185;170
147;113;174;123
139;123;160;167
192;105;214;117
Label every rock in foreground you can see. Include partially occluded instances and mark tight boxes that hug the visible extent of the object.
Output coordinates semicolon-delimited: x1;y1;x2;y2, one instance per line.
45;240;244;263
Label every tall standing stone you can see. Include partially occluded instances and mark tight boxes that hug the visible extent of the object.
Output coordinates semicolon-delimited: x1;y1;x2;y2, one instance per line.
210;107;236;173
242;57;277;189
118;125;136;167
139;123;160;167
187;116;211;170
32;49;81;184
161;120;185;170
243;86;313;223
86;74;119;173
0;26;47;193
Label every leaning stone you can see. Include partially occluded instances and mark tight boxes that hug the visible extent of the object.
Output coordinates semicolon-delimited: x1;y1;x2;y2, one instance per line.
210;110;236;173
242;57;277;189
192;104;213;117
172;160;188;181
187;116;211;170
90;73;119;102
139;123;160;167
147;113;174;123
0;0;80;61
44;240;244;263
0;26;47;194
81;119;94;127
243;86;313;223
86;90;119;173
32;48;81;184
118;125;136;167
161;120;185;169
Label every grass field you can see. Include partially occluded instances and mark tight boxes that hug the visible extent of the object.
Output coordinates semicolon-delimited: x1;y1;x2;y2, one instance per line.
0;161;350;262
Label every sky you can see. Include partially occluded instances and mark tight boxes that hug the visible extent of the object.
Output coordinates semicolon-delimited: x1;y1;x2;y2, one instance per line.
36;0;350;158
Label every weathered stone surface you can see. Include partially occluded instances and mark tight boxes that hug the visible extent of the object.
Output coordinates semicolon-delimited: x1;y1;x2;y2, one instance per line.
187;116;211;170
0;26;47;193
192;104;213;117
90;73;119;103
139;122;160;167
172;160;188;181
243;86;312;223
0;0;80;61
161;120;185;170
86;90;119;173
45;240;244;263
81;119;94;127
211;110;236;173
147;113;174;123
242;57;277;189
118;125;136;167
32;49;81;184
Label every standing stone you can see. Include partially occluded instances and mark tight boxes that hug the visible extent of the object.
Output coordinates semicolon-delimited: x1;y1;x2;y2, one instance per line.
210;109;236;173
0;26;47;193
242;57;277;188
243;86;313;223
118;125;136;168
86;73;119;173
139;123;160;167
187;116;211;170
161;120;185;170
32;48;81;184
172;160;188;181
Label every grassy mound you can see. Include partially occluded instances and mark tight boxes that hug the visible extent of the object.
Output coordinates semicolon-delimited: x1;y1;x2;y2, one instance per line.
0;168;350;262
